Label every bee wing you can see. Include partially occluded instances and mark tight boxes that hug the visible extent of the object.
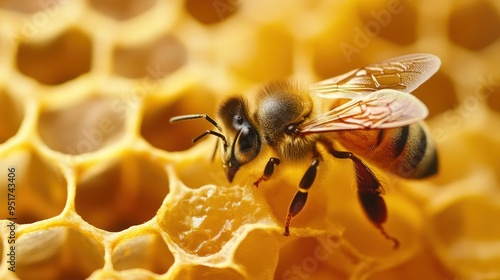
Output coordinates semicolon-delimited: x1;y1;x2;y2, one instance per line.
309;53;441;99
299;89;428;133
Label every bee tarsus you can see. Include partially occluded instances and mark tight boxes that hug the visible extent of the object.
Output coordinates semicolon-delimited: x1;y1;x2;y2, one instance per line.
284;191;308;237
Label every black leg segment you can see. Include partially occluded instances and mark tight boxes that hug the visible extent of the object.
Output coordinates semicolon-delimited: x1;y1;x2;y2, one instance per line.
331;149;400;249
253;157;280;188
283;158;319;236
283;191;308;236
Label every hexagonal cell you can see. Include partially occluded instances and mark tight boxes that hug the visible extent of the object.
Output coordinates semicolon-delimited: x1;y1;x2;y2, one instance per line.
89;0;157;21
312;14;373;79
75;151;169;232
158;185;276;257
38;96;126;155
0;149;67;224
274;237;348;279
430;194;500;279
428;120;500;186
0;89;24;144
140;88;218;152
355;0;417;45
112;233;174;274
16;226;105;279
225;26;294;82
483;76;500;113
185;0;239;24
448;1;500;51
16;29;91;85
412;71;458;119
112;35;187;79
0;0;45;13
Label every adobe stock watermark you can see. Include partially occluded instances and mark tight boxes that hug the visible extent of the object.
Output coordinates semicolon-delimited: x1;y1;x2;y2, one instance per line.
340;0;404;63
213;0;241;21
281;236;340;280
432;74;500;144
8;0;71;46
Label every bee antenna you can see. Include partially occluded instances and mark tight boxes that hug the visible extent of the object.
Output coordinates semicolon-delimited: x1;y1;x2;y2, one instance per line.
192;130;228;148
169;114;223;132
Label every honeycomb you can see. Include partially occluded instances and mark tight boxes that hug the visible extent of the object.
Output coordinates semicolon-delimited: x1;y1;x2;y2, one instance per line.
0;0;499;279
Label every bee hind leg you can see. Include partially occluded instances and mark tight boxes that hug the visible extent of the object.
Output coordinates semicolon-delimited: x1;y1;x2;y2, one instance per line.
283;158;319;236
330;149;400;249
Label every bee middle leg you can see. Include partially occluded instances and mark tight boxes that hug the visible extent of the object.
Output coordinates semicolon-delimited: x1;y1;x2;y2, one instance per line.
283;158;320;236
330;149;400;249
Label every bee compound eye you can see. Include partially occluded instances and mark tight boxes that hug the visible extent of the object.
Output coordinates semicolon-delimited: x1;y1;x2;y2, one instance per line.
232;126;260;166
237;127;256;152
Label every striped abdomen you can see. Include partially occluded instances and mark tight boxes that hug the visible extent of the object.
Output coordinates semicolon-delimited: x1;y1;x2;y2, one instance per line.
333;122;438;179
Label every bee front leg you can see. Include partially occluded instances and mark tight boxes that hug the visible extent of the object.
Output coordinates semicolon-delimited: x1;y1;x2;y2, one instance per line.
253;157;280;188
283;158;319;236
331;149;400;249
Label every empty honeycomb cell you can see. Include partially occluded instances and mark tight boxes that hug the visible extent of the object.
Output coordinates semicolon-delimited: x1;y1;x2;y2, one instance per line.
158;184;276;257
484;77;500;112
461;131;500;177
16;226;105;280
0;0;45;13
311;15;373;80
89;0;157;21
185;0;238;24
356;0;417;45
38;96;126;155
0;89;24;144
112;35;187;79
448;1;500;51
112;233;174;274
0;148;67;224
140;89;218;152
16;29;91;85
412;71;458;119
75;151;169;232
429;192;500;279
429;118;500;186
225;26;294;82
275;237;349;279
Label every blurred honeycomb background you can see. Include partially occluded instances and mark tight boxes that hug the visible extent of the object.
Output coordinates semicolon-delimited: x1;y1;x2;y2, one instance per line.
0;0;499;279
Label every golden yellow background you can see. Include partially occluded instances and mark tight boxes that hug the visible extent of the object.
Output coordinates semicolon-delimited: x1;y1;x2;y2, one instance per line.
0;0;499;279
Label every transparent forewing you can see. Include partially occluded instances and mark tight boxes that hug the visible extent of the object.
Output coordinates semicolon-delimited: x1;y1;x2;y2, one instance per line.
309;53;441;99
299;89;429;133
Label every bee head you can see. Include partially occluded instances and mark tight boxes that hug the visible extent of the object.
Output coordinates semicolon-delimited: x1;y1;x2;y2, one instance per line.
217;96;261;182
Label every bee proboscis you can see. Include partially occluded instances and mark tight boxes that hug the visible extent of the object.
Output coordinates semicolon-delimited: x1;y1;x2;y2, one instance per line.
170;53;441;249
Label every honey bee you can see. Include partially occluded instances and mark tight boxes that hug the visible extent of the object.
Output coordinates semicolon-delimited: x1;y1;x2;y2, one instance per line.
170;53;440;249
